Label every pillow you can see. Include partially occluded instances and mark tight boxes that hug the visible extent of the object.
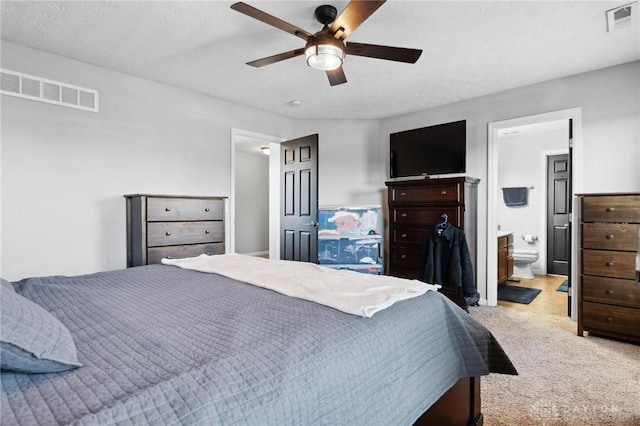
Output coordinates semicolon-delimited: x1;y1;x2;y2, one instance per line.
1;279;82;373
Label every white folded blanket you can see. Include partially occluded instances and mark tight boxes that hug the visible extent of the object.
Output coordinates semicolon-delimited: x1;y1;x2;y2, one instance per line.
162;254;440;318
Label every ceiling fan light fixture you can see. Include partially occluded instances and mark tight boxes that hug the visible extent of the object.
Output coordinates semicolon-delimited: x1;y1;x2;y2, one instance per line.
305;39;345;71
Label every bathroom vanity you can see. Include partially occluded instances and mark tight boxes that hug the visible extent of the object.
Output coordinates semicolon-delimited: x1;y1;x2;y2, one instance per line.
497;231;514;284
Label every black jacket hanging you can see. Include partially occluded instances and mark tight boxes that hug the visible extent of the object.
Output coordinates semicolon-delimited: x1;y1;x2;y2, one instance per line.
418;224;478;300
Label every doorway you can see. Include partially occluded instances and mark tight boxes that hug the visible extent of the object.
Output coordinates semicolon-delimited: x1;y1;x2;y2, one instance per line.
230;128;285;259
487;108;582;320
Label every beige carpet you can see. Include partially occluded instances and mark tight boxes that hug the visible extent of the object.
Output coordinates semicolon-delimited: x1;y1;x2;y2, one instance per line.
469;305;640;425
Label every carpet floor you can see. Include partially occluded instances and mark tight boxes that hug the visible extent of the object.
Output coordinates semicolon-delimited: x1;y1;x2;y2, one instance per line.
469;305;640;425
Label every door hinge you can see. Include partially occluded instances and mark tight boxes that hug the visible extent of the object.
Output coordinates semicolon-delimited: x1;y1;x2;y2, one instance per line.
568;138;573;149
568;213;573;223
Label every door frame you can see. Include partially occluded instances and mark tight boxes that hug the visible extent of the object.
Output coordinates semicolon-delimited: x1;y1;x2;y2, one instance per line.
487;107;582;320
230;128;285;258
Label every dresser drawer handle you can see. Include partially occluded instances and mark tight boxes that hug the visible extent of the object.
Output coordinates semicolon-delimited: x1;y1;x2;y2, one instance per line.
165;207;171;212
606;207;615;212
205;252;213;256
205;230;210;234
606;316;614;322
401;233;407;238
400;192;407;196
606;289;614;295
165;231;172;236
166;256;172;259
401;213;407;218
606;261;615;267
440;190;447;195
400;254;407;259
606;234;615;240
205;207;210;212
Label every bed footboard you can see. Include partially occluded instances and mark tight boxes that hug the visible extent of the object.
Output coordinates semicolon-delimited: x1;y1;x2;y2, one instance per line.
413;376;482;426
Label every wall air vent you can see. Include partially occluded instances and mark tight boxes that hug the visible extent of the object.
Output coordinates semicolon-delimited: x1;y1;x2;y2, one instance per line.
607;2;638;32
0;68;98;112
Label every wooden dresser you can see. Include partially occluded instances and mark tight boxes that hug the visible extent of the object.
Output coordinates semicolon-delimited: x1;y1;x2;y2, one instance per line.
578;193;640;343
125;194;226;267
385;177;479;307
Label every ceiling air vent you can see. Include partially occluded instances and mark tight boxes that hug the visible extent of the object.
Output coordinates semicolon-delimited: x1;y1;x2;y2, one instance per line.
607;2;638;32
0;68;98;112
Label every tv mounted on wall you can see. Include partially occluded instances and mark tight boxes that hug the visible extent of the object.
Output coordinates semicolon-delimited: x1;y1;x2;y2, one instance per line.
390;120;466;178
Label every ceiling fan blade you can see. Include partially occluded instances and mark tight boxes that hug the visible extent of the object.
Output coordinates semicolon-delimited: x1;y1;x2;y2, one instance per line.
329;0;386;39
247;48;305;68
231;2;313;41
326;67;347;86
346;42;422;63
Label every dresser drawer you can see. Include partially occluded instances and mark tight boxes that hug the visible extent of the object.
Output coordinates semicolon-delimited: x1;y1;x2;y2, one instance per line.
582;223;640;251
582;195;640;223
387;265;419;280
582;301;640;338
392;207;460;226
390;245;422;268
581;249;638;279
390;184;460;204
147;197;224;222
148;222;224;247
147;243;225;264
392;228;428;245
581;275;640;308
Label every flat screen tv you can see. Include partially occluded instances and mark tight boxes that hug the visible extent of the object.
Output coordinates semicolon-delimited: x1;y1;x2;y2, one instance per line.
390;120;466;178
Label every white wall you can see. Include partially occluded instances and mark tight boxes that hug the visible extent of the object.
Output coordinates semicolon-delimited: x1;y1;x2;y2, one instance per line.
497;123;568;273
234;150;269;254
292;119;385;207
0;41;293;281
380;61;640;301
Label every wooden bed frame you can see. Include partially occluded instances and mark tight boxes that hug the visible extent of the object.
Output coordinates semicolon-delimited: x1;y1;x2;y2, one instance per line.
414;377;482;426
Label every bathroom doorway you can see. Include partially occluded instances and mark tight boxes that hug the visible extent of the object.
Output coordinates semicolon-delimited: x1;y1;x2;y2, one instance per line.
546;153;570;276
487;108;582;320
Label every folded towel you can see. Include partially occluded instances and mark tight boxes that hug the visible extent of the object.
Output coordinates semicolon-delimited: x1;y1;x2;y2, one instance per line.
502;187;528;206
163;253;440;318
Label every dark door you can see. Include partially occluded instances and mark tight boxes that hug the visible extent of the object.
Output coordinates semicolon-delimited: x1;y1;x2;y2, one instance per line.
280;134;319;262
547;153;570;276
566;119;573;317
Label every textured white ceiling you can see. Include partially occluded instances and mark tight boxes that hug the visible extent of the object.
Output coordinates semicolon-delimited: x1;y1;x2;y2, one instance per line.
1;1;638;119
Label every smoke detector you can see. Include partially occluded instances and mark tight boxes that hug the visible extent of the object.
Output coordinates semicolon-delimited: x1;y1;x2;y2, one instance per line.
606;2;638;32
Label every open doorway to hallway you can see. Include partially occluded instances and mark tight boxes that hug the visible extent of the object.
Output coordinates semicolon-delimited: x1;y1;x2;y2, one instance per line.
230;129;285;259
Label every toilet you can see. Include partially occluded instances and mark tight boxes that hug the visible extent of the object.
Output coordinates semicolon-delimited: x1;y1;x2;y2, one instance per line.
512;249;539;279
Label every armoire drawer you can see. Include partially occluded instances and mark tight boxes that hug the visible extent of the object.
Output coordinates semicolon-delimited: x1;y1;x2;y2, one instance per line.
390;245;422;267
390;184;460;204
147;243;225;264
392;207;460;226
581;275;640;308
147;221;224;247
147;197;224;222
387;265;419;280
581;249;638;279
582;195;640;223
392;228;428;244
582;301;640;338
581;223;640;251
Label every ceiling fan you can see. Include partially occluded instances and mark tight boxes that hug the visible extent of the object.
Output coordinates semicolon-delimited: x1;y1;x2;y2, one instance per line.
230;1;422;86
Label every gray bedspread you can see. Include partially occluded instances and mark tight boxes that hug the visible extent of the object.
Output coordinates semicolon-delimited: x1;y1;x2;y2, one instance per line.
1;264;516;425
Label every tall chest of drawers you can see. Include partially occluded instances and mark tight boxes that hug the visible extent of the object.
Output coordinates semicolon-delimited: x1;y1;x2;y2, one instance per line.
385;177;479;307
125;194;226;267
578;193;640;343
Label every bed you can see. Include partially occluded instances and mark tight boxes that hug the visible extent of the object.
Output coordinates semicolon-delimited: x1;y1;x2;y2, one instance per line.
1;254;516;425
